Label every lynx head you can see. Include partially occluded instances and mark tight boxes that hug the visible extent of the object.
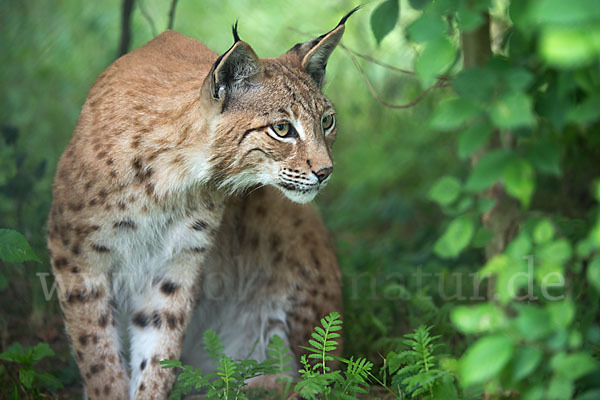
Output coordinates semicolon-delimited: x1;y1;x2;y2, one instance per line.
203;8;358;204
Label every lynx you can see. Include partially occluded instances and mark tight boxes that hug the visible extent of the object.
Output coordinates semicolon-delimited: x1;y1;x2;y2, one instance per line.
47;9;356;399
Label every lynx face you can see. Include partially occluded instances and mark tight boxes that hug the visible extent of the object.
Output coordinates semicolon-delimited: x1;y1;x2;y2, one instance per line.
205;14;354;203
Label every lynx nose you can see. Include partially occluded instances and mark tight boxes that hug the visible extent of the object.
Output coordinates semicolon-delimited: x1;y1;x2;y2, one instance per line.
314;167;333;183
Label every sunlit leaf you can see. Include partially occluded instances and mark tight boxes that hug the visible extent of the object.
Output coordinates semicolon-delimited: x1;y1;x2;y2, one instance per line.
539;25;600;68
434;216;474;258
451;304;506;334
459;334;514;386
415;38;456;87
548;300;575;329
490;92;535;129
533;219;555;244
503;159;535;207
428;176;462;206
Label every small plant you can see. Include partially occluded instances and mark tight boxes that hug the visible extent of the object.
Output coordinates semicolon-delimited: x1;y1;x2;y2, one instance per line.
0;342;63;399
161;330;292;400
387;325;456;399
295;312;374;400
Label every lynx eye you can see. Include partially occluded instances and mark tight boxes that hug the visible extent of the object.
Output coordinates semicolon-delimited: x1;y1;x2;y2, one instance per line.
322;114;335;131
272;122;291;137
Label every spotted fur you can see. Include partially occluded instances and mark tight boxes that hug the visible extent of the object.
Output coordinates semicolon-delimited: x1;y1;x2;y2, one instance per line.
48;11;353;400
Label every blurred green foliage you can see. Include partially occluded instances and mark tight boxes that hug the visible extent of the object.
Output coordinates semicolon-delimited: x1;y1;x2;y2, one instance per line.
2;0;600;398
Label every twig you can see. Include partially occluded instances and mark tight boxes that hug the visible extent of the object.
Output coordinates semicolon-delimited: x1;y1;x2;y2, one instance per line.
138;0;157;37
345;48;450;109
117;0;135;57
339;43;451;81
339;43;414;76
167;0;179;30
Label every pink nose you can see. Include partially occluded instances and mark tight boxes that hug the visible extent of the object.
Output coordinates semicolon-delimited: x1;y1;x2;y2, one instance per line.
314;167;333;183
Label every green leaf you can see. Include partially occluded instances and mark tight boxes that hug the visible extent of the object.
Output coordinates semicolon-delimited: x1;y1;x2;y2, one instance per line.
370;0;399;45
36;372;63;389
503;159;535;207
387;351;403;374
31;343;55;363
522;385;545;400
407;13;446;43
533;219;555;244
529;0;600;25
465;149;514;192
453;67;496;102
459;334;514;386
434;216;474;258
451;304;506;334
0;229;41;263
552;352;597;380
430;98;480;130
490;92;535;129
587;257;600;292
458;119;493;159
415;38;456;87
568;93;600;124
525;139;561;176
457;4;484;32
19;368;35;389
428;176;462;206
504;68;534;92
0;343;26;363
547;375;573;400
548;300;575;329
510;346;542;382
536;239;572;265
514;306;553;340
431;374;458;400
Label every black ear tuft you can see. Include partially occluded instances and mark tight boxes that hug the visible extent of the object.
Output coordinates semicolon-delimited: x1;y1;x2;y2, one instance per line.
337;5;361;28
232;20;241;43
287;7;359;89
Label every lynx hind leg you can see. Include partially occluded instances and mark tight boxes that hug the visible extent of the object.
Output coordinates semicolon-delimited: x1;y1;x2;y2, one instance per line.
287;278;344;370
51;257;128;399
243;318;298;395
129;263;201;399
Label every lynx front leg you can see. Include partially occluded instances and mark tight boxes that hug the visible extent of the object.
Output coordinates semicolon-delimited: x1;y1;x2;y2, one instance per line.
52;263;128;399
129;257;201;399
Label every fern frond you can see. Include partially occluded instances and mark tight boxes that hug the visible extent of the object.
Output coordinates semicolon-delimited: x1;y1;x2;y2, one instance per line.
203;329;225;360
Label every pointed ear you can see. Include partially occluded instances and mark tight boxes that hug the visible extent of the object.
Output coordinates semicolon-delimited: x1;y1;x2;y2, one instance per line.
209;38;262;101
288;7;359;88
